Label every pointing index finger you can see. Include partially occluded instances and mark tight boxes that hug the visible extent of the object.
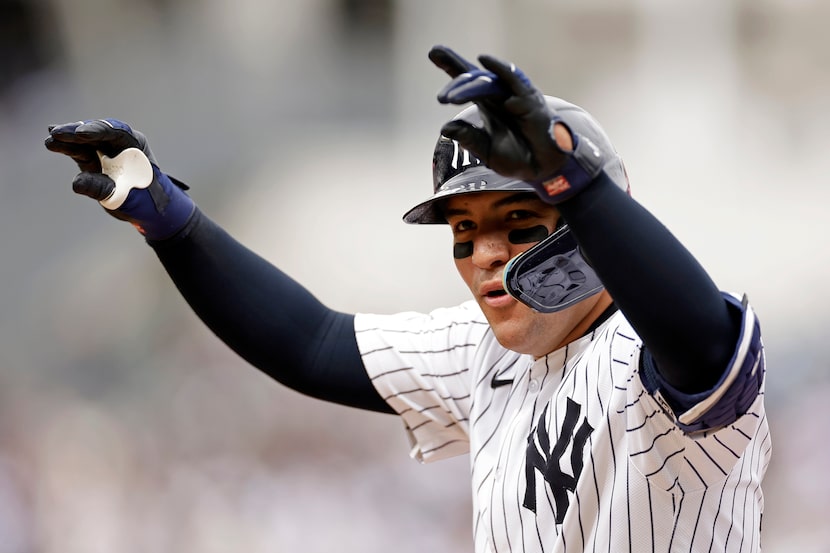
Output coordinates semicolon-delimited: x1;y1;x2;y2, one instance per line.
429;45;478;78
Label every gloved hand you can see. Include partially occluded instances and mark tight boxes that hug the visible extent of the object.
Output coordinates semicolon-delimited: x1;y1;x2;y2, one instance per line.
45;119;195;240
429;45;606;204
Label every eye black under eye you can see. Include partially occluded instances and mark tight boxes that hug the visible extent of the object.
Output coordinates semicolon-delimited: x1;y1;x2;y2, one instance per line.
453;241;473;259
508;225;549;244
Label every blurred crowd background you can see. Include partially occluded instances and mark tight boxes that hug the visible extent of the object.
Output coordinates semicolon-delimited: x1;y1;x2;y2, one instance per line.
1;0;829;551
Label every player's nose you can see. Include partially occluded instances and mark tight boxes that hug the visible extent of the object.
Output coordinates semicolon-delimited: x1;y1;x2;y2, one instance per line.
471;234;510;270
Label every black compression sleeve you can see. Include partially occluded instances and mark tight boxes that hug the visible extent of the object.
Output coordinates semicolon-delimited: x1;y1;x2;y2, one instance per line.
557;174;741;393
148;209;393;414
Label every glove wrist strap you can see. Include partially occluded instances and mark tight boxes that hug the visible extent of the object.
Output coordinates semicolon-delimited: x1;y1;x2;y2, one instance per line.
531;129;607;204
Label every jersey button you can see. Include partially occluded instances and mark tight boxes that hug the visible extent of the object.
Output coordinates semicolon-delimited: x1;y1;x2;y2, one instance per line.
528;378;539;392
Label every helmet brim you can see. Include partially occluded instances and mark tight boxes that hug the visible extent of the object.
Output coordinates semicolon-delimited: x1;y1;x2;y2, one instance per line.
402;166;536;224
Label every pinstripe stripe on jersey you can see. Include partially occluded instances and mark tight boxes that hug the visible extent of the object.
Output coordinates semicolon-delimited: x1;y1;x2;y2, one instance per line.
355;298;769;553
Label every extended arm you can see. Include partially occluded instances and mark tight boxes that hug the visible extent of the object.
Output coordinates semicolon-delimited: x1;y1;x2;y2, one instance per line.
45;120;391;413
150;209;392;412
555;173;739;392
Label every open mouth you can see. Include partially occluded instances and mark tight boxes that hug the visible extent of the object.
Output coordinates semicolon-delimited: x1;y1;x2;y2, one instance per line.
480;280;512;305
485;289;508;298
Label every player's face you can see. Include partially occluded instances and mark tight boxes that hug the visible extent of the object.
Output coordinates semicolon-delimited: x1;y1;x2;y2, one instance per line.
444;191;610;358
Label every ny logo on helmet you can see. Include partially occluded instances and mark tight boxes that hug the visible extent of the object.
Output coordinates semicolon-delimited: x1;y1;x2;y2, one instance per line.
432;136;484;192
449;138;479;170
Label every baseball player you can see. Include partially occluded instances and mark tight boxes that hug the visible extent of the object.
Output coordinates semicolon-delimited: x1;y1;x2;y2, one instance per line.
44;45;769;552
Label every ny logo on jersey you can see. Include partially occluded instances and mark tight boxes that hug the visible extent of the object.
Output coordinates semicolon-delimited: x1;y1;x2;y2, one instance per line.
523;398;594;524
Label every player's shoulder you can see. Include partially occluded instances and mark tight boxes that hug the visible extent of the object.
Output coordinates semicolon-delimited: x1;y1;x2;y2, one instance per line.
354;299;488;333
424;299;485;318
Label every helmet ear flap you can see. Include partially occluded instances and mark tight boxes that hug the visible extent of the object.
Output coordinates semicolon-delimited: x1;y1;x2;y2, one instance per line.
503;225;604;313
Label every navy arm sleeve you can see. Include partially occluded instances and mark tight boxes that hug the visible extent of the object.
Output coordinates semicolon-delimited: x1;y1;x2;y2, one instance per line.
557;174;741;393
148;208;394;414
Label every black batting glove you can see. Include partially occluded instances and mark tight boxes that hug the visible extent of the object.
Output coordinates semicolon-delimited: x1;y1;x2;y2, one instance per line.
45;119;195;240
429;45;606;204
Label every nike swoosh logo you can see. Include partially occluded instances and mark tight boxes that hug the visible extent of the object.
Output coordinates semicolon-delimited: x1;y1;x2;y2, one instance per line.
491;372;514;389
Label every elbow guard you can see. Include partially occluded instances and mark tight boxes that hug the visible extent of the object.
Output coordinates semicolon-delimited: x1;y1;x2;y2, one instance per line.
641;293;764;433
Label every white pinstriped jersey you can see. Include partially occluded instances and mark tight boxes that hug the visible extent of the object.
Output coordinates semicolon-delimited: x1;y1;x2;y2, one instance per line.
355;299;770;553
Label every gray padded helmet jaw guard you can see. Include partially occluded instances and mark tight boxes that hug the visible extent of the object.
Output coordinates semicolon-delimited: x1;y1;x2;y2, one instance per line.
405;96;629;313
